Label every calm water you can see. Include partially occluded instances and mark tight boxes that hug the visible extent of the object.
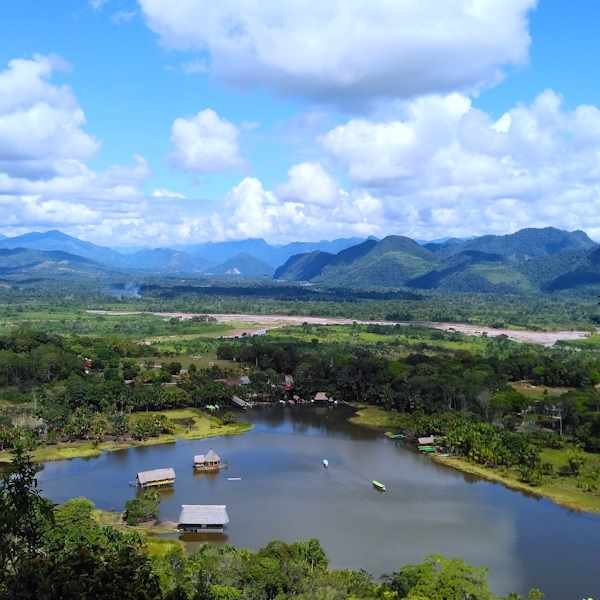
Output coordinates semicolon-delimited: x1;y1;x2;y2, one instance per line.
38;407;600;598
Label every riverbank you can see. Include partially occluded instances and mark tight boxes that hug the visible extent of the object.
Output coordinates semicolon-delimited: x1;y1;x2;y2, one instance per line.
86;309;591;346
349;406;404;429
93;507;184;557
0;408;252;463
350;406;600;513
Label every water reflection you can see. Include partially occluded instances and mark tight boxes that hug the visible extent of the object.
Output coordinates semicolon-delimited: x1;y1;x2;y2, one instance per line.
37;406;600;599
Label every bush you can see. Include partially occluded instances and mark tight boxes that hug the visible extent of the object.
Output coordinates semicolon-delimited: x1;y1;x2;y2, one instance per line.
124;489;160;525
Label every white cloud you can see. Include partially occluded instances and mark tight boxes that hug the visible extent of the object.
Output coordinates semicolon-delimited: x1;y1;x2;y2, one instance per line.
0;56;99;178
277;162;341;207
138;0;536;105
170;108;243;173
152;187;187;199
318;90;600;239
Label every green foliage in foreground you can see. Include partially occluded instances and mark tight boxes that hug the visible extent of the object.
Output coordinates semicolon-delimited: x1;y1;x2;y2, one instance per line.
124;489;160;525
0;449;544;599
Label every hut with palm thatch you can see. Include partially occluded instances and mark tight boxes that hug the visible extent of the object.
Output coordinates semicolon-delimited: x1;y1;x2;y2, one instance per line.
136;467;176;488
193;449;222;471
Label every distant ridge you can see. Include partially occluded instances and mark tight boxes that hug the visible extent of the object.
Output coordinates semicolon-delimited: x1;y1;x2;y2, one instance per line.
274;227;599;293
2;227;600;292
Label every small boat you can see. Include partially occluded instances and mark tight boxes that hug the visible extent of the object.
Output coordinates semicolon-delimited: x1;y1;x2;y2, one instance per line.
372;480;386;492
227;477;242;481
322;459;329;468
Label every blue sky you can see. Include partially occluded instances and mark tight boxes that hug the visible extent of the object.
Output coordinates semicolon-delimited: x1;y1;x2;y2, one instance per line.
2;1;600;245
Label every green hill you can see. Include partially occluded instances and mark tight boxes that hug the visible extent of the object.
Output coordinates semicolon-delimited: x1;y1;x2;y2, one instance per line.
0;248;111;280
207;253;274;277
273;228;600;292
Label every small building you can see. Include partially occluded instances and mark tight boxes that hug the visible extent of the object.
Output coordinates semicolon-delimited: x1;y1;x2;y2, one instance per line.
417;436;436;446
194;449;222;471
177;504;229;533
136;467;176;488
239;375;251;385
313;391;330;402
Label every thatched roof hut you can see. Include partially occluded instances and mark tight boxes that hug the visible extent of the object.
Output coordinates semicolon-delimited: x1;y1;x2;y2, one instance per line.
194;449;222;470
136;467;176;488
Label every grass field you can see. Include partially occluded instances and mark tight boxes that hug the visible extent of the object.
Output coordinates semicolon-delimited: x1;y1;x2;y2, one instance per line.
509;381;574;399
269;324;489;354
349;406;404;429
0;408;252;463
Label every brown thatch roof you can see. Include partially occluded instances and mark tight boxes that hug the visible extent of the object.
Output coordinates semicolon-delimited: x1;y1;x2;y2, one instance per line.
137;468;176;485
205;449;220;462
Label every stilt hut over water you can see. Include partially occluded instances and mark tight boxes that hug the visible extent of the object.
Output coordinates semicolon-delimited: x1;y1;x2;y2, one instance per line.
177;505;229;533
194;449;222;471
136;467;176;488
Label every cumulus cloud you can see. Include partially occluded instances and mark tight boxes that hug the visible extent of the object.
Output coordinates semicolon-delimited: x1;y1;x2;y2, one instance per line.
170;108;243;173
277;162;341;207
138;0;536;105
0;55;99;178
320;90;600;239
217;173;384;242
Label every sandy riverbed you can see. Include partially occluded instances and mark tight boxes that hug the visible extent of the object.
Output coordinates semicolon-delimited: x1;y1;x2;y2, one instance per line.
86;310;590;346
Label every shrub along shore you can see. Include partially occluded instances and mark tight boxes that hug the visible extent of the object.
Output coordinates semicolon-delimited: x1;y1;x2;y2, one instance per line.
0;408;251;463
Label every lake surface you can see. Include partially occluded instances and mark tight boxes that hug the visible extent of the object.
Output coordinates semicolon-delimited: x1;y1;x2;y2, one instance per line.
38;406;600;598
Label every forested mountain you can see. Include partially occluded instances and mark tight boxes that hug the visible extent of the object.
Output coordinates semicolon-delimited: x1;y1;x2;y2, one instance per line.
2;227;600;292
275;228;600;293
171;237;365;267
0;230;122;265
205;253;274;277
119;248;209;273
0;230;363;276
0;248;110;280
426;227;595;259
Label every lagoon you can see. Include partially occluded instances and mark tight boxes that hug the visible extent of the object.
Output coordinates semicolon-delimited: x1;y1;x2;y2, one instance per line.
38;406;600;598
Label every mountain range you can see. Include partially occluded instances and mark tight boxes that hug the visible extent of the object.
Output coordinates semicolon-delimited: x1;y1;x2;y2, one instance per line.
0;230;363;279
2;227;600;293
274;227;600;293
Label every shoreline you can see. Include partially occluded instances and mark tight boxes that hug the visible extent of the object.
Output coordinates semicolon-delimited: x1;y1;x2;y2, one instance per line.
0;408;252;464
350;406;600;514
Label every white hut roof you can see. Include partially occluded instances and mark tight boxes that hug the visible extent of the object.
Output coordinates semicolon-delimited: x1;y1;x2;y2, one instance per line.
314;392;329;401
418;436;435;445
178;505;229;526
205;449;220;462
137;467;176;485
193;454;205;463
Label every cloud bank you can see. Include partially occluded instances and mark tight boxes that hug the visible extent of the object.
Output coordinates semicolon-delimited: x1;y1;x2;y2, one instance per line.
138;0;536;105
